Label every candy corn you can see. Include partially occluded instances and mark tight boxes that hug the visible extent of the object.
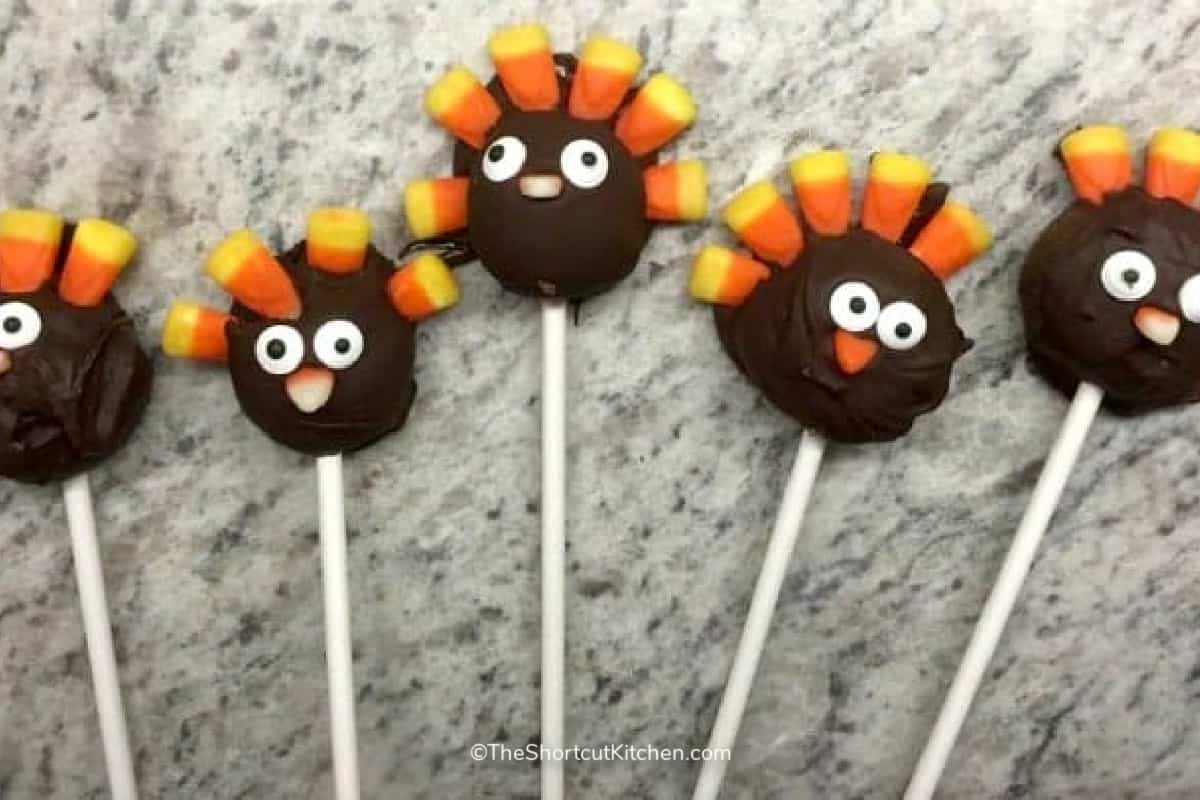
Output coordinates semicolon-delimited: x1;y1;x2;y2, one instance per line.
404;177;469;239
205;229;301;320
722;181;803;266
0;209;63;293
1059;125;1131;204
1145;127;1200;204
58;219;138;307
488;24;559;111
425;67;501;149
789;150;852;235
908;201;992;281
388;253;460;321
644;161;707;222
614;74;696;157
306;207;371;274
568;36;641;120
861;152;931;242
689;245;771;306
161;301;232;361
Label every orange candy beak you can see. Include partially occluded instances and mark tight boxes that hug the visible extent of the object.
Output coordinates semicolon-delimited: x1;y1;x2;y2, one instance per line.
404;177;469;239
488;24;559;112
644;161;707;222
306;207;370;274
908;202;992;281
388;253;460;321
722;181;804;266
424;67;501;149
0;209;64;293
285;366;335;414
688;245;771;306
161;301;232;362
789;150;851;236
1059;125;1131;204
833;329;879;375
569;36;641;120
614;73;696;157
1144;127;1200;204
861;152;931;242
57;218;138;307
1133;305;1181;346
205;229;301;320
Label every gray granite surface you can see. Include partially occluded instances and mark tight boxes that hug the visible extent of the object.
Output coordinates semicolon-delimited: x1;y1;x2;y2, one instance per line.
2;1;1200;798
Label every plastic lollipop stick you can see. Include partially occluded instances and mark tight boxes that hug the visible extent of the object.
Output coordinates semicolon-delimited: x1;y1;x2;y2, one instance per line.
904;380;1103;800
694;429;828;800
317;454;360;800
541;299;567;800
62;472;138;800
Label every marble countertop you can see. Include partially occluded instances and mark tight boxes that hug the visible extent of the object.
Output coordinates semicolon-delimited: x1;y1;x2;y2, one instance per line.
3;1;1200;797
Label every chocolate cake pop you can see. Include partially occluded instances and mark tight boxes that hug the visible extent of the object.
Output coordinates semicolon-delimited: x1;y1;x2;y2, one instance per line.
405;25;706;300
0;210;151;484
1021;126;1200;413
163;208;459;455
690;150;991;442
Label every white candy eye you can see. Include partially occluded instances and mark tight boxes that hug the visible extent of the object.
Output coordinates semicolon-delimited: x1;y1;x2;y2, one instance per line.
482;136;527;183
829;281;880;333
560;139;609;189
313;320;364;370
1179;275;1200;323
0;302;41;350
877;301;928;350
1100;250;1156;301
254;324;304;375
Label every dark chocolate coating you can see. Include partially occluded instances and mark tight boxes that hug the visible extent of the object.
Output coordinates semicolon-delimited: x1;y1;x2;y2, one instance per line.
716;229;969;442
1021;187;1200;412
0;227;152;484
452;59;654;300
225;243;416;456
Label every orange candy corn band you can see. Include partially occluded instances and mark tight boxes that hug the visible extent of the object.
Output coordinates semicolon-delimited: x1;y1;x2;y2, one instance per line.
0;209;64;293
569;36;641;120
790;150;852;235
488;24;559;111
425;67;501;149
388;253;460;321
614;74;696;156
404;177;470;239
722;181;804;266
162;301;232;362
689;246;771;306
1059;125;1131;204
306;207;371;274
1144;127;1200;203
205;229;302;320
59;219;138;307
908;202;992;281
644;161;707;222
861;152;931;242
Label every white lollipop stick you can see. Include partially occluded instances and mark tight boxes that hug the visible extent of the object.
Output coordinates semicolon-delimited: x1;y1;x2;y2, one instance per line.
904;380;1103;800
62;472;138;800
541;299;567;800
694;429;827;800
316;454;360;800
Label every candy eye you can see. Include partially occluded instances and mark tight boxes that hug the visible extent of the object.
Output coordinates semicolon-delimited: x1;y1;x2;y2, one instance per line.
1179;275;1200;323
482;136;527;183
254;324;304;375
0;302;42;350
313;320;364;370
877;301;928;350
829;281;880;333
560;139;609;189
1100;250;1156;301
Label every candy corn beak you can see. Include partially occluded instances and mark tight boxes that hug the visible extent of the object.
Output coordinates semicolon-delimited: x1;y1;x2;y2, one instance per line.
0;350;10;376
520;175;564;199
834;329;879;375
286;366;335;414
1134;305;1180;346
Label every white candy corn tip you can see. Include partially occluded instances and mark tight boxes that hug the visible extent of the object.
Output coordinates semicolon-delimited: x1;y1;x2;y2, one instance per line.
519;175;564;199
285;366;335;413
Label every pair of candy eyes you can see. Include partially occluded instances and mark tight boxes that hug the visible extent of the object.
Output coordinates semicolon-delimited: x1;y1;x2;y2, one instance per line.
1100;249;1200;321
483;136;609;188
254;320;364;375
828;282;928;351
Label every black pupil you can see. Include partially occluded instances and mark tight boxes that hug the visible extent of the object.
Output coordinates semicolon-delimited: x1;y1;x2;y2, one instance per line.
581;151;598;167
488;144;504;162
3;317;20;334
335;338;351;354
896;322;913;339
849;297;867;314
1122;268;1140;286
266;339;286;359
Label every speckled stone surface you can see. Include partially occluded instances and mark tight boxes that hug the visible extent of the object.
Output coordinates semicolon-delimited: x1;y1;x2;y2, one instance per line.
2;1;1200;798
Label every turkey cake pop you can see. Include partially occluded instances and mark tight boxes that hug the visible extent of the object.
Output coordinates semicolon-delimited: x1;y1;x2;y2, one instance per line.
404;24;706;299
0;210;150;484
690;150;990;442
1021;126;1200;412
162;208;459;454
